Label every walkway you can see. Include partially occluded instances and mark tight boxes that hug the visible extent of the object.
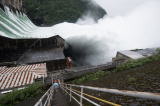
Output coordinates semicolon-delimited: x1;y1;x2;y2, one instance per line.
51;89;76;106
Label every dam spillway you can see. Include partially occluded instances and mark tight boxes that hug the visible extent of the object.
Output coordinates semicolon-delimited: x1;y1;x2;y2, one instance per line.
0;4;57;39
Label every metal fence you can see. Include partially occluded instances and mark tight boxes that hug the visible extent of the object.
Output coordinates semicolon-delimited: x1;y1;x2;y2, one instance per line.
60;82;160;106
34;79;160;106
34;86;54;106
65;63;113;73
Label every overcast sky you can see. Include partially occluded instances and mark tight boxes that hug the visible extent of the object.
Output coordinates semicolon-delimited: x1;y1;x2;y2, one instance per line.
94;0;152;17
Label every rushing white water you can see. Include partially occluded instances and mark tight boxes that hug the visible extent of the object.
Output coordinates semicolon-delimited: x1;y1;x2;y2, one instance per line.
0;5;38;38
52;0;160;65
0;0;160;65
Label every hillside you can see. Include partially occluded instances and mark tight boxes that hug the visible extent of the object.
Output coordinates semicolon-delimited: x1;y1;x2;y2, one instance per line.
81;60;160;105
23;0;107;26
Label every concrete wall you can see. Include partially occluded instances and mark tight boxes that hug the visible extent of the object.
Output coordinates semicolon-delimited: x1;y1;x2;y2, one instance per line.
56;35;65;49
0;0;22;10
116;52;131;60
112;52;130;64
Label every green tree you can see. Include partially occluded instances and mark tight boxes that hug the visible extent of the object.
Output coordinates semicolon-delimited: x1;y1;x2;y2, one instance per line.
23;0;107;26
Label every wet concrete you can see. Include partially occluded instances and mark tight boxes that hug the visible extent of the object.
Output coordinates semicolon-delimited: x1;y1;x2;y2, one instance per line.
51;89;78;106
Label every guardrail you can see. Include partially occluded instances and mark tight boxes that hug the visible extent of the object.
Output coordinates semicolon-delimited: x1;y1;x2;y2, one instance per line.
59;81;160;106
65;63;113;72
34;85;54;106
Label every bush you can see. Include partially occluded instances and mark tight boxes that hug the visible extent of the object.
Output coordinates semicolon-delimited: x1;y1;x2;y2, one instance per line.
0;83;42;106
72;70;106;84
128;75;136;82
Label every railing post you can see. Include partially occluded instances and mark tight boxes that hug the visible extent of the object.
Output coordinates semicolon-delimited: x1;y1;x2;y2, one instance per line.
51;86;53;100
62;76;64;84
40;101;43;106
70;85;72;101
56;73;57;79
53;85;55;94
65;84;67;96
43;75;44;84
80;87;83;106
51;74;53;85
62;84;64;93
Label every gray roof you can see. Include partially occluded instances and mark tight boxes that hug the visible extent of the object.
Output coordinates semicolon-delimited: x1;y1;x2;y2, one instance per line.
118;50;144;59
21;48;65;64
136;48;160;56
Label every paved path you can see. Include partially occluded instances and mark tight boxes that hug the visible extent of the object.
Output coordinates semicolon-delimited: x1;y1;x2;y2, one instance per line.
51;89;73;106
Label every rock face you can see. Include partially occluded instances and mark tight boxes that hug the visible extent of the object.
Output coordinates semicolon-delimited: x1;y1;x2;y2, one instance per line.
23;0;107;26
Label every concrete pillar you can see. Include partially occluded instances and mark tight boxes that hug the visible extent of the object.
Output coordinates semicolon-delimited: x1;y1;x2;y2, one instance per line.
20;0;22;10
5;0;9;5
13;0;16;9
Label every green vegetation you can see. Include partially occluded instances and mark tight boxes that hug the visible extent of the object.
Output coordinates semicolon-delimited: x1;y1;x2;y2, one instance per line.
72;70;106;84
23;0;106;26
72;49;160;84
128;75;135;82
131;48;143;51
0;83;42;106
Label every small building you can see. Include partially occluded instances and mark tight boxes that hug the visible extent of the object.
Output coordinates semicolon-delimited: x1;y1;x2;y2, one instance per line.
112;48;160;64
112;50;144;64
0;35;66;71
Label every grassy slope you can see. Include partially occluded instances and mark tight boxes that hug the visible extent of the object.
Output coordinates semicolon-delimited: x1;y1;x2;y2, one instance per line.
81;60;160;105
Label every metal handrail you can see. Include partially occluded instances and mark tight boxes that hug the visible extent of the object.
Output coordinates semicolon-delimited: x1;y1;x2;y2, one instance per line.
34;85;54;106
59;81;120;106
61;84;101;106
59;82;160;106
71;88;120;106
64;84;160;101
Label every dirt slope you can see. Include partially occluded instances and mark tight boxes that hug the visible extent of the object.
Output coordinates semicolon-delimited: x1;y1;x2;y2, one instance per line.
81;60;160;105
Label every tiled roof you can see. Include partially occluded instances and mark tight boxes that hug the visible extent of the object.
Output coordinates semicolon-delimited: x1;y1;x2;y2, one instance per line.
0;63;46;90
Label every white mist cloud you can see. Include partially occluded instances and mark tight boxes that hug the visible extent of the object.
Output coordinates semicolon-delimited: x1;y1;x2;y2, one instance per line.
33;0;160;65
76;12;96;25
56;0;159;64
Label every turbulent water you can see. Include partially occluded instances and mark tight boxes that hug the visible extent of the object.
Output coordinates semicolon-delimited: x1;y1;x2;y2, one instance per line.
0;0;160;66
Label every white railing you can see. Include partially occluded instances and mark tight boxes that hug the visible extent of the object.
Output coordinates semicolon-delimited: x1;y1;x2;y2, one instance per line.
59;80;120;106
34;86;54;106
35;79;160;106
59;81;160;106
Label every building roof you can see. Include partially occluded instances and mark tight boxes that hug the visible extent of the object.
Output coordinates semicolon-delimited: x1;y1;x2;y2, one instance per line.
136;48;160;56
0;63;46;90
21;48;65;64
118;50;144;59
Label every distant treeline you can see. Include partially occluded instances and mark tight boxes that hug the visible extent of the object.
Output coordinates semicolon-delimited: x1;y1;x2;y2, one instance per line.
23;0;107;26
